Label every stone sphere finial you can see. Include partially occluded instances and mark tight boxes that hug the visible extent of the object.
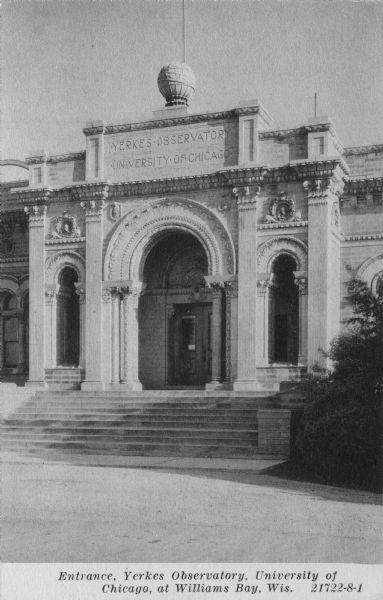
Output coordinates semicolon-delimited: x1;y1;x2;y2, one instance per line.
157;62;196;107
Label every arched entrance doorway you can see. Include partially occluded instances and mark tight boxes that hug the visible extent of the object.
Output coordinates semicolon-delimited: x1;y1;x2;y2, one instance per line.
269;254;299;365
56;267;80;366
139;232;211;388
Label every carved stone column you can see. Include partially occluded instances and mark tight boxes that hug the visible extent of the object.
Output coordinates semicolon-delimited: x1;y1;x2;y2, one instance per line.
24;203;48;386
205;283;223;388
17;311;25;373
233;185;261;391
80;195;106;390
121;284;143;390
256;274;275;366
45;285;59;368
111;289;121;385
303;173;344;369
223;279;238;384
294;274;308;366
74;283;86;369
0;315;3;371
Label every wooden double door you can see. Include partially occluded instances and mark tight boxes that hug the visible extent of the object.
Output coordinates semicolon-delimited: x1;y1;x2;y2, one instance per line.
170;303;212;386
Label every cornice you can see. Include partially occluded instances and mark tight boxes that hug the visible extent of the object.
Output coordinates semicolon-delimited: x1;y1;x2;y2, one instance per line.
342;233;383;242
84;106;263;136
345;177;383;194
344;144;383;156
59;182;109;202
260;123;332;140
11;188;52;204
0;180;29;191
289;158;350;179
47;151;85;163
45;237;86;246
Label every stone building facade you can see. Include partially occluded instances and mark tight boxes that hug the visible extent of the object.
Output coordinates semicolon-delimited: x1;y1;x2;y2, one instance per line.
1;65;383;393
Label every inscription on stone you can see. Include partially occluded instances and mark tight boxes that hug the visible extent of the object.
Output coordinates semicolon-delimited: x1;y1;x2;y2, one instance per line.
104;120;238;181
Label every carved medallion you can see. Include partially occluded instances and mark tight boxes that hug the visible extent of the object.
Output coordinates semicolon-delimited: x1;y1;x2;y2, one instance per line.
51;211;81;238
265;192;301;223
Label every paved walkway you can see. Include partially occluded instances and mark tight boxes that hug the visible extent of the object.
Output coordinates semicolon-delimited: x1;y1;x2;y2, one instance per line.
2;452;382;562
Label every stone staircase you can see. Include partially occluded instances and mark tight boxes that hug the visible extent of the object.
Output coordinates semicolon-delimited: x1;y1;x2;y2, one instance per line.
1;390;287;459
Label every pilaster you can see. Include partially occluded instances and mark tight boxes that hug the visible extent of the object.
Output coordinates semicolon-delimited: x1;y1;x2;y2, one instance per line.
304;172;344;369
256;274;276;366
224;279;238;384
24;202;48;386
74;283;86;369
233;185;261;391
120;283;144;390
45;284;59;368
80;194;107;390
294;273;308;366
204;282;223;389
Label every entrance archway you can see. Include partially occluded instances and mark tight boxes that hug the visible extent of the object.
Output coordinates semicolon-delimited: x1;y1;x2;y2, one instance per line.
139;231;211;388
56;267;80;366
269;254;299;364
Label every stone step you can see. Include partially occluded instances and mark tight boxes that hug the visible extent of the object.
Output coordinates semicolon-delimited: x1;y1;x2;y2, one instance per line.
7;410;262;422
3;415;257;427
1;439;258;458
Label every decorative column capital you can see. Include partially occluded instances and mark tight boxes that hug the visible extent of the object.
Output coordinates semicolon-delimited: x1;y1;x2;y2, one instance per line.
45;284;59;304
233;185;261;211
80;199;105;219
24;204;47;225
303;173;345;206
74;282;86;304
294;276;308;295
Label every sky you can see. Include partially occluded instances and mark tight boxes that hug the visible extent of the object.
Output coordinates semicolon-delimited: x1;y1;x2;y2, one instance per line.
2;0;383;168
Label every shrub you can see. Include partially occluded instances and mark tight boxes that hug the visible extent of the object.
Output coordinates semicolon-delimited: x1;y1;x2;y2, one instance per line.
293;276;383;491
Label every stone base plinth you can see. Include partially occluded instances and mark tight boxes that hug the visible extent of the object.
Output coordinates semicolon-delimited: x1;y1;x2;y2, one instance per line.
81;380;106;391
25;380;46;388
205;381;232;391
119;381;143;391
233;379;259;392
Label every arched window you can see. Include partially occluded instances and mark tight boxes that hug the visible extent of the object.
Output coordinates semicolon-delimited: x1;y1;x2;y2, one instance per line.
269;254;299;365
1;293;20;370
56;267;80;366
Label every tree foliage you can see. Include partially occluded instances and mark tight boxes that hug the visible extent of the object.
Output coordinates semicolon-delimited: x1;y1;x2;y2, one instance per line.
293;276;383;490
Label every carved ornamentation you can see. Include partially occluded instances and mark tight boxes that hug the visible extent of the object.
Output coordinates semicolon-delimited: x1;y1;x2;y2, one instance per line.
51;211;81;238
264;192;302;223
109;202;121;221
24;204;47;224
104;197;236;281
232;185;261;211
45;285;59;304
344;144;383;156
80;199;105;218
332;201;340;228
74;283;86;304
294;276;308;294
257;237;308;273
